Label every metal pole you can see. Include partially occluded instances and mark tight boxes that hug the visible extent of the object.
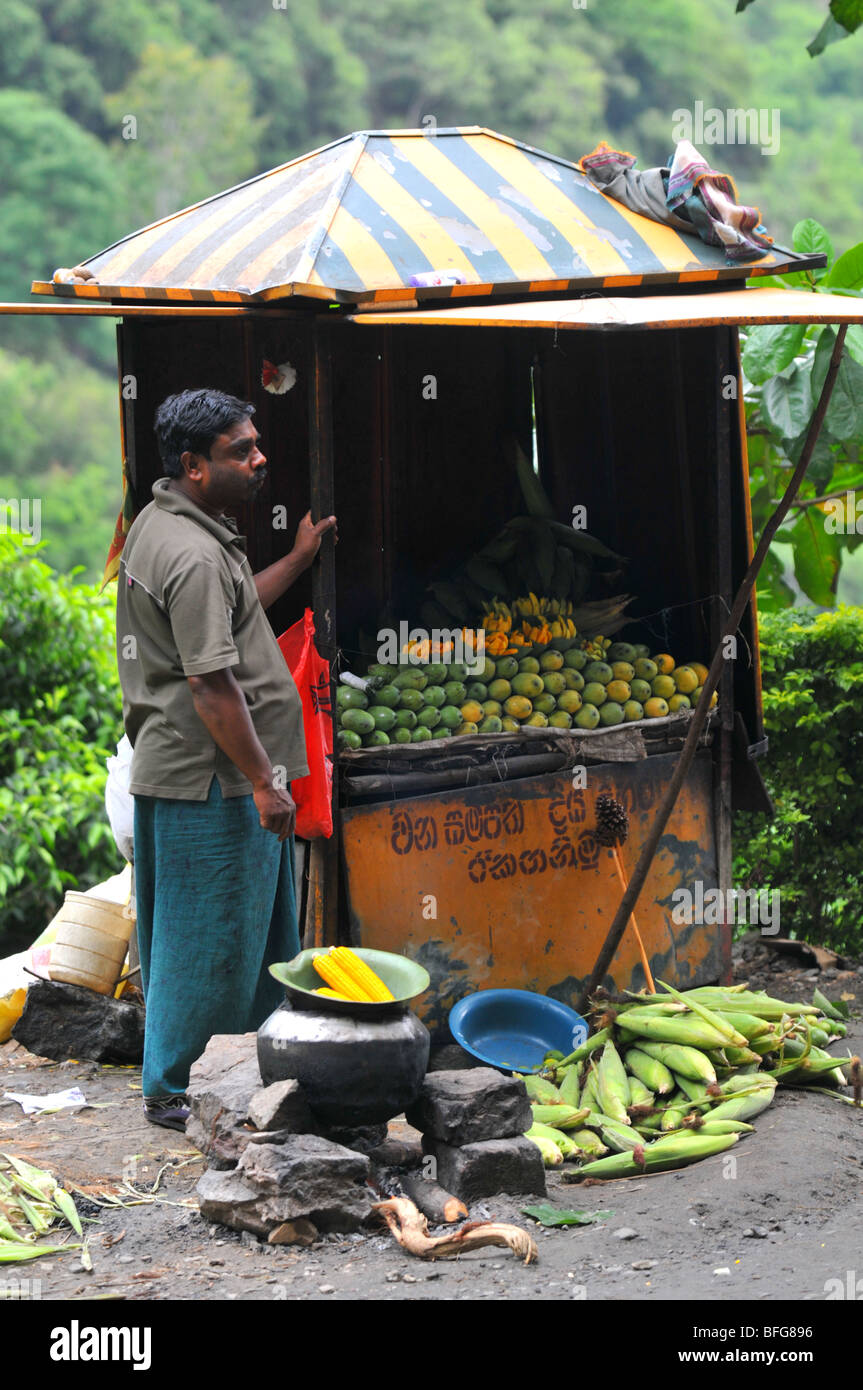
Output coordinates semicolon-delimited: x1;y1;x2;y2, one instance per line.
576;323;849;1014
303;321;340;950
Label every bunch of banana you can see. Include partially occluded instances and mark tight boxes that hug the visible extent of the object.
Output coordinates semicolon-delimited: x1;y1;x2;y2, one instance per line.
521;980;855;1177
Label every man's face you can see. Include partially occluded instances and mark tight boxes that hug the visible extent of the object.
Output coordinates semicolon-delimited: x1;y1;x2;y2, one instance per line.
184;418;267;508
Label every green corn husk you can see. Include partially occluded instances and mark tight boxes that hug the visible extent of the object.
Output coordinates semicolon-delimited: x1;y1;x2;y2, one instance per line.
706;1083;776;1123
526;1122;579;1158
683;1116;755;1135
587;1114;644;1152
597;1040;631;1124
558;1066;581;1109
750;1032;784;1056
525;1123;579;1160
53;1188;82;1237
656;979;750;1048
713;1011;773;1042
661;1094;689;1132
524;1074;564;1106
1;1156;57;1201
0;1240;81;1263
626;1075;653;1104
530;1104;590;1130
683;989;819;1020
636;1040;717;1084
812;988;847;1022
635;1111;663;1132
672;1072;714;1108
14;1192;50;1235
718;1073;775;1095
579;1066;599;1113
558;1027;611;1069
613;1010;730;1050
624;1046;675;1095
527;1133;564;1167
772;1056;848;1087
569;1128;609;1156
721;1045;762;1066
572;1131;739;1181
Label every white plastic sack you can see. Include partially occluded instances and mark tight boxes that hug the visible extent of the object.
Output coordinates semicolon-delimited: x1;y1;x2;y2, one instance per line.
105;734;135;862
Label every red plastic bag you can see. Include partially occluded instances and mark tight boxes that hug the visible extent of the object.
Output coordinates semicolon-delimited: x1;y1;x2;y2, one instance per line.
277;608;333;839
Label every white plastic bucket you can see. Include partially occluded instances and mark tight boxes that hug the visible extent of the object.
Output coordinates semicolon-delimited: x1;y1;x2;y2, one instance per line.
47;891;135;996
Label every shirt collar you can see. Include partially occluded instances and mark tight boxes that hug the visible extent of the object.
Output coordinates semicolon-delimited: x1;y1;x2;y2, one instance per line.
151;477;247;551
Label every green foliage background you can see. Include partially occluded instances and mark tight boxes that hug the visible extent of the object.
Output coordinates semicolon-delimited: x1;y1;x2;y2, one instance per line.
733;605;863;956
0;534;121;953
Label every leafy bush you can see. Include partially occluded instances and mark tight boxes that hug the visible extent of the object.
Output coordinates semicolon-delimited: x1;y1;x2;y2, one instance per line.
0;533;123;953
733;604;863;955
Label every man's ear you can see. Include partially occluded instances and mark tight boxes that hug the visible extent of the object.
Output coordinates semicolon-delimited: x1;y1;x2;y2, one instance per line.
180;450;204;480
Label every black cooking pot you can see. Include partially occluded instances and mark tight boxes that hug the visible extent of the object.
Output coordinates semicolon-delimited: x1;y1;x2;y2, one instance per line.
257;948;431;1127
257;997;430;1127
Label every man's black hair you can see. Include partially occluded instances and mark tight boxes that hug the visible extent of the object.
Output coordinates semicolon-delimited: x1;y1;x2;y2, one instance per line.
154;389;256;478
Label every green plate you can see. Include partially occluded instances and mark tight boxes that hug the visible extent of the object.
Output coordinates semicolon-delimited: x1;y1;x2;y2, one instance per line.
269;948;430;1018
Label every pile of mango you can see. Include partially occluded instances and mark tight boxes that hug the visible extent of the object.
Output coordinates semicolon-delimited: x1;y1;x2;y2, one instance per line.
336;635;717;749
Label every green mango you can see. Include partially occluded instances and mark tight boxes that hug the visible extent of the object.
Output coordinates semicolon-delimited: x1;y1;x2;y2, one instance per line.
393;669;428;691
369;705;397;731
417;706;442;729
341;708;375;735
336;686;369;710
438;705;462;728
394;708;417;729
372;684;401;709
391;726;412;743
337;729;362;751
443;681;467;705
363;729;390;746
367;663;399;680
398;688;425;712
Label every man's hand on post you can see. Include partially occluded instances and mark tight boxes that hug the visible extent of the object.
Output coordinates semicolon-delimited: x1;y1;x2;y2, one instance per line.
292;509;338;570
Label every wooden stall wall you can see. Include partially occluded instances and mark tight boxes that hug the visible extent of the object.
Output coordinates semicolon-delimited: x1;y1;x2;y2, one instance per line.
118;315;314;639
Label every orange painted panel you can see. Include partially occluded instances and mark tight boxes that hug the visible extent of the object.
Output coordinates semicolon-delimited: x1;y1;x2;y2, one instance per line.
341;751;724;1036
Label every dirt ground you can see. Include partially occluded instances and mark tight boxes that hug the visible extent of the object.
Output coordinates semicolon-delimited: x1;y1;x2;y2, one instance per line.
1;943;861;1304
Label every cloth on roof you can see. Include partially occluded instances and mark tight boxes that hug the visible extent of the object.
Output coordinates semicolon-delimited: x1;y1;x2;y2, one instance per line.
580;140;774;262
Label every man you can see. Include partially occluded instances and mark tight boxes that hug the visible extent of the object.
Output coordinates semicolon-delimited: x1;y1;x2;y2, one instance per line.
116;388;337;1130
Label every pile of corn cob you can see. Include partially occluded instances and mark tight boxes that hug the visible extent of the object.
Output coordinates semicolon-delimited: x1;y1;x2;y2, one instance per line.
0;1154;83;1265
523;982;857;1179
312;946;395;1003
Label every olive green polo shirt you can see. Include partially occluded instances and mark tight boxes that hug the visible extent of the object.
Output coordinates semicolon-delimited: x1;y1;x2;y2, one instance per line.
116;478;308;800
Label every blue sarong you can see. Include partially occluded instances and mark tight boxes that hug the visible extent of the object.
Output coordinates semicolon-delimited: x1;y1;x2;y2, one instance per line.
133;777;299;1098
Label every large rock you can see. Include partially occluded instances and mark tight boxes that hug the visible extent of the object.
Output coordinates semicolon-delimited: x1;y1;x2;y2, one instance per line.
422;1135;546;1202
247;1080;315;1135
12;979;144;1064
185;1033;265;1168
405;1068;531;1145
197;1136;373;1237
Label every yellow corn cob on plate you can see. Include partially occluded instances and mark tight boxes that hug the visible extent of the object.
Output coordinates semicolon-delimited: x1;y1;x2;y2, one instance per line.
270;947;430;1017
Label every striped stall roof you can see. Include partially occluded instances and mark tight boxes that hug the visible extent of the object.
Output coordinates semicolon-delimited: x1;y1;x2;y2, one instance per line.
32;128;822;306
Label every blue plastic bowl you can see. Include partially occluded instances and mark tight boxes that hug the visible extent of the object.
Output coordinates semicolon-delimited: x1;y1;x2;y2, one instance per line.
449;989;589;1074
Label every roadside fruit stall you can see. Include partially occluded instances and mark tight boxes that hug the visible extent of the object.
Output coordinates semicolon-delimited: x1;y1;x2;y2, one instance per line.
14;127;863;1039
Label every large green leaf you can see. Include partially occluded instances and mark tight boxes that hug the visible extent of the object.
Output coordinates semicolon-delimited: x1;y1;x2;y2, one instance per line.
790;509;840;606
809;327;863;439
792;219;833;276
824;241;863;290
757;548;796;611
808;14;854;55
844;324;863;366
831;0;863;35
742;323;806;385
521;1203;613;1227
760;365;812;439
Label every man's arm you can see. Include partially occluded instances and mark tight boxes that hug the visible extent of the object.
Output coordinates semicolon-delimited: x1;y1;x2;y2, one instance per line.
187;668;295;840
254;509;337;610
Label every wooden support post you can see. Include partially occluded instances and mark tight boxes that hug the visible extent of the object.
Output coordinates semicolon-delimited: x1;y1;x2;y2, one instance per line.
303;322;340;950
713;330;735;984
576;324;848;1015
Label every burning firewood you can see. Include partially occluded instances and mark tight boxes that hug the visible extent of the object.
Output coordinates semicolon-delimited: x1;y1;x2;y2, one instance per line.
372;1196;538;1264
